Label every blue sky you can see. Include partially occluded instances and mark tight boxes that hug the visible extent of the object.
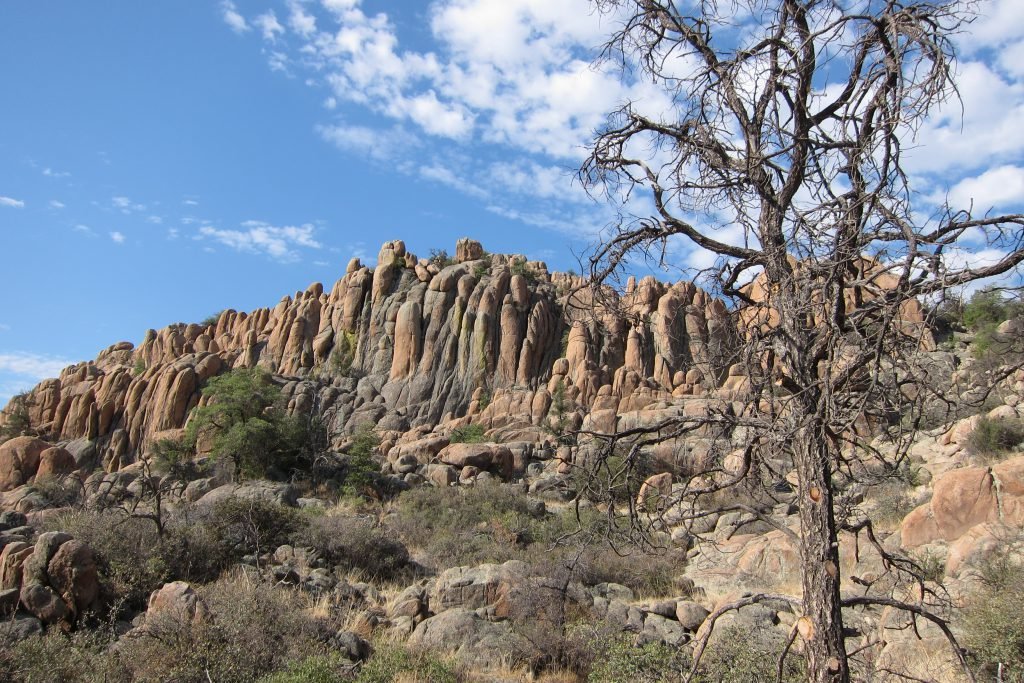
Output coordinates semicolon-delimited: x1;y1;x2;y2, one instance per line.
1;0;1023;403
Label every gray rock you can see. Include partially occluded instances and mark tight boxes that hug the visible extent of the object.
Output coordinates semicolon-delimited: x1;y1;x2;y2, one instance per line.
675;601;710;631
408;608;529;670
333;630;373;661
0;614;42;644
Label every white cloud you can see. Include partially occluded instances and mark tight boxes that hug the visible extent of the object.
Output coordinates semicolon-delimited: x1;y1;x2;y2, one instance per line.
316;122;419;161
0;351;74;380
419;163;488;199
73;224;92;234
48;200;65;209
198;221;322;262
42;167;71;178
183;198;199;206
287;0;317;36
0;196;25;208
939;165;1024;211
255;10;285;41
110;231;126;243
904;60;1024;175
147;215;163;224
221;0;249;33
112;196;145;213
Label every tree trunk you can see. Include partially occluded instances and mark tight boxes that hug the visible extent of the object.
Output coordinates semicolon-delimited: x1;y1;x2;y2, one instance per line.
795;425;850;682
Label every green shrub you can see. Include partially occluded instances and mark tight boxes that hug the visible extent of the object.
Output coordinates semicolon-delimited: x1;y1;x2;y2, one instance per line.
356;643;462;683
257;654;349;683
0;393;34;441
391;484;682;595
121;574;334;683
186;368;315;479
693;625;805;683
450;423;487;444
511;259;538;283
587;632;685;682
3;630;129;683
968;416;1024;459
330;331;357;376
428;248;455;269
343;423;380;497
44;510;172;612
964;557;1024;681
205;497;301;562
293;512;412;582
200;311;224;328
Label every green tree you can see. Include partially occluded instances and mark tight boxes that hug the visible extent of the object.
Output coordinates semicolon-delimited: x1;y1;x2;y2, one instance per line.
185;368;309;479
0;393;34;441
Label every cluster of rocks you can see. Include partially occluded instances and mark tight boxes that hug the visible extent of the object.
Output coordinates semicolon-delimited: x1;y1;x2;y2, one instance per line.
0;528;99;640
0;238;749;477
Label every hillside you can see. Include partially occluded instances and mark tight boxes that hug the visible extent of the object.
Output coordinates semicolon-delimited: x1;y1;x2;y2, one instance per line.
0;238;1022;682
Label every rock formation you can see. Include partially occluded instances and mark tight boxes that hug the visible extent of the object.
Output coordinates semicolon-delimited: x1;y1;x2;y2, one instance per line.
0;239;736;476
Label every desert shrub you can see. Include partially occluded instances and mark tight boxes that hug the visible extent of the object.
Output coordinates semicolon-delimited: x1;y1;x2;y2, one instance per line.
573;446;657;506
450;423;487;444
293;512;412;582
968;416;1024;459
199;311;224;327
356;643;463;683
122;573;333;683
587;631;685;683
392;484;681;595
44;510;171;612
511;259;538;283
29;473;84;507
330;331;357;377
692;625;805;683
151;436;205;480
3;629;129;683
472;262;490;279
0;392;34;440
963;554;1024;681
342;423;380;497
204;496;301;562
257;654;350;683
428;248;455;269
391;482;541;567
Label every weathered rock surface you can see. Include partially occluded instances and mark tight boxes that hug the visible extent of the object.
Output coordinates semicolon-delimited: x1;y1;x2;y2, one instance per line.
0;239;737;474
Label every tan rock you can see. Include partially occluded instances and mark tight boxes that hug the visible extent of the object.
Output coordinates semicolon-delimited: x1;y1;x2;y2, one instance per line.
0;436;50;491
35;447;76;480
455;238;484;263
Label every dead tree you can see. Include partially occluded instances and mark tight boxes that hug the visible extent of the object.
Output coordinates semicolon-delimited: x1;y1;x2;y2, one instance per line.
580;1;1024;681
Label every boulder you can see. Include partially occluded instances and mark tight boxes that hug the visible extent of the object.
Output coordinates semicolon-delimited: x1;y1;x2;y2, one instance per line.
35;446;76;480
455;238;484;263
408;608;528;670
0;436;50;491
428;560;529;614
675;601;710;631
147;581;210;625
15;532;98;625
438;443;515;480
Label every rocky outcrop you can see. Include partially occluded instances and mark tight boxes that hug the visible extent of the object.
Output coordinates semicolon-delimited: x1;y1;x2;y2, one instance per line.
0;239;739;474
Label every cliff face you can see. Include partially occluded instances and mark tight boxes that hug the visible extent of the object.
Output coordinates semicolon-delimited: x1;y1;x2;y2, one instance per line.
1;238;738;474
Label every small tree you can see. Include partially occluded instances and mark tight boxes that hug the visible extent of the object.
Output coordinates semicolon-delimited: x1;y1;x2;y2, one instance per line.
0;393;34;441
185;368;309;479
582;1;1024;681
